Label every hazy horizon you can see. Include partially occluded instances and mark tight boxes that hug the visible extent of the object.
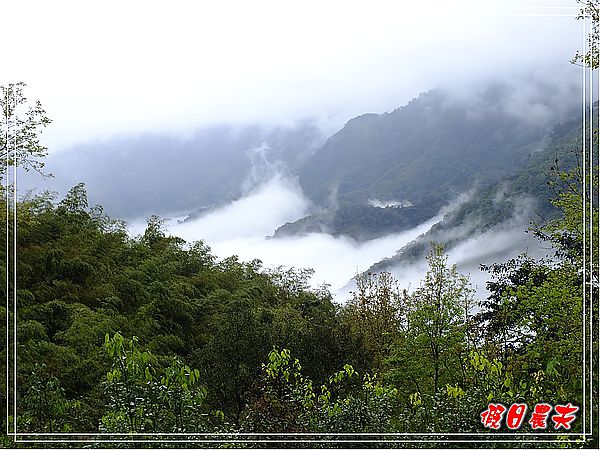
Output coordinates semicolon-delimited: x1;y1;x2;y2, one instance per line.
4;0;581;151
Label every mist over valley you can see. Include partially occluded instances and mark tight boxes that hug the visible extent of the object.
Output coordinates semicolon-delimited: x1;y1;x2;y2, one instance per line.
24;73;585;301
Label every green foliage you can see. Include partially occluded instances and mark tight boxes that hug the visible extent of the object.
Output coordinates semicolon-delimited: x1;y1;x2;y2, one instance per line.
4;183;348;435
241;348;400;432
20;364;71;432
312;370;400;433
5;172;591;438
477;163;596;434
0;82;51;179
540;158;599;269
345;271;402;371
388;244;474;397
101;332;217;432
240;347;309;432
395;349;509;432
573;0;599;69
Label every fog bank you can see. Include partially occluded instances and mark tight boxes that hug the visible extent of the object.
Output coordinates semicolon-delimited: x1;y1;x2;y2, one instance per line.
129;176;449;298
128;177;549;303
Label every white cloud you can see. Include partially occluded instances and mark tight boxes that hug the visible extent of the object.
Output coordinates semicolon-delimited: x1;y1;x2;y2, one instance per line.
130;176;447;297
171;175;309;242
2;0;580;150
130;181;546;303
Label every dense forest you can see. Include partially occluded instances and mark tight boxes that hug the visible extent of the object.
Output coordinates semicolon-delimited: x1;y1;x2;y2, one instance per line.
0;165;596;443
1;2;600;448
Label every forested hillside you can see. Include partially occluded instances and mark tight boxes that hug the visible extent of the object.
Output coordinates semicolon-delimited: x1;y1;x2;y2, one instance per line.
273;83;578;242
298;86;558;208
370;105;590;272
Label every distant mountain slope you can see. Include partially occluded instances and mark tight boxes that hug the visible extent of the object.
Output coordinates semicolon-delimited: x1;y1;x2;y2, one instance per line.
25;122;324;218
367;108;588;273
274;83;578;241
273;201;445;241
298;85;565;209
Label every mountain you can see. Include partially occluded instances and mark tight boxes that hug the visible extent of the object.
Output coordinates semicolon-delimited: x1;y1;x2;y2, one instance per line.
299;86;558;207
367;105;589;273
23;122;324;218
24;78;581;257
277;82;578;241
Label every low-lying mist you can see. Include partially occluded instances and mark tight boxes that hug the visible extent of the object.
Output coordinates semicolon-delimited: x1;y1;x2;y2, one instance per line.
130;175;547;303
381;217;549;304
129;175;449;300
173;175;309;241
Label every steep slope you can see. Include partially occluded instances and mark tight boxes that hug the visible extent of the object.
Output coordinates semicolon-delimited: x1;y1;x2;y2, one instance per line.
298;85;559;209
276;83;577;241
367;108;588;273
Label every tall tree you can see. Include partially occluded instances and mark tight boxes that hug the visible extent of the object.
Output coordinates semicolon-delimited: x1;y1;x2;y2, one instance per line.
345;271;402;371
0;82;51;181
389;244;474;397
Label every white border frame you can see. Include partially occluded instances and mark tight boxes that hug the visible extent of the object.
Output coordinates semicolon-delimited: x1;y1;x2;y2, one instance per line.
3;4;597;449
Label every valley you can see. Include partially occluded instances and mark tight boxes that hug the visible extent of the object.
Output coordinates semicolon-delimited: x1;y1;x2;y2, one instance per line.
31;78;585;300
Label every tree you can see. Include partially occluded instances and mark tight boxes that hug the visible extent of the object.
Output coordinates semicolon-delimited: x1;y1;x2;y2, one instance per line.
479;256;584;405
21;363;70;432
345;271;402;371
241;348;399;432
389;244;474;398
0;82;51;180
477;140;597;435
101;332;217;432
572;0;599;69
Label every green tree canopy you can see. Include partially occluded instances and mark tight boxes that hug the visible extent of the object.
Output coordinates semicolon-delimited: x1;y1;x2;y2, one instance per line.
0;82;51;180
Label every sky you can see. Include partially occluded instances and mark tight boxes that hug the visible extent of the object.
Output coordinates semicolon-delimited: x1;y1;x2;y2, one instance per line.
2;0;582;151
